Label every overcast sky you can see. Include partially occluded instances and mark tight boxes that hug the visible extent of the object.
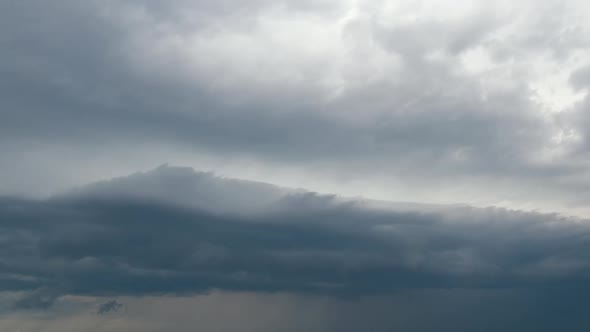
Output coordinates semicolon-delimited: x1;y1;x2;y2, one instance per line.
2;0;590;331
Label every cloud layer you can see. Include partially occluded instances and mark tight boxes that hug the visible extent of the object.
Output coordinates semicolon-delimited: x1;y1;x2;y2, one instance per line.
1;0;590;214
1;166;589;300
1;166;590;330
4;1;590;330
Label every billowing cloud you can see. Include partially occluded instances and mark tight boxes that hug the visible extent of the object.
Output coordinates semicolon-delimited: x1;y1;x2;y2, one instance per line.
3;1;590;330
1;0;590;214
1;166;589;300
1;166;590;330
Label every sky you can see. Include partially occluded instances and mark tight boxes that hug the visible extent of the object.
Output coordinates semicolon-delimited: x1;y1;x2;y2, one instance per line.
2;0;590;330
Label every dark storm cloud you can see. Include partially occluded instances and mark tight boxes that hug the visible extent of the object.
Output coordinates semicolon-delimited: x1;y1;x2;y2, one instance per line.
3;1;590;330
1;166;590;304
97;299;122;315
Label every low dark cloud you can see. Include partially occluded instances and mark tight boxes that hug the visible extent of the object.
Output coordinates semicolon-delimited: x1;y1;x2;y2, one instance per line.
1;166;589;301
0;166;589;330
3;0;590;329
97;299;123;315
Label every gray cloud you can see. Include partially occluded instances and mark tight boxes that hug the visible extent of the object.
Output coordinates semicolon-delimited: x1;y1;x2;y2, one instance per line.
97;299;122;315
1;166;590;330
3;1;590;330
1;0;590;213
1;166;590;302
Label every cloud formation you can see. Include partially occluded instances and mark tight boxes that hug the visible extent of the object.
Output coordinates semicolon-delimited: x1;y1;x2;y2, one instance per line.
97;299;122;315
1;166;589;300
1;0;590;214
1;166;590;330
3;1;590;330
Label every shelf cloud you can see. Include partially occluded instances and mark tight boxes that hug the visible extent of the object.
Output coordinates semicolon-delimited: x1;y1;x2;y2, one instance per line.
1;167;590;330
3;0;590;330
